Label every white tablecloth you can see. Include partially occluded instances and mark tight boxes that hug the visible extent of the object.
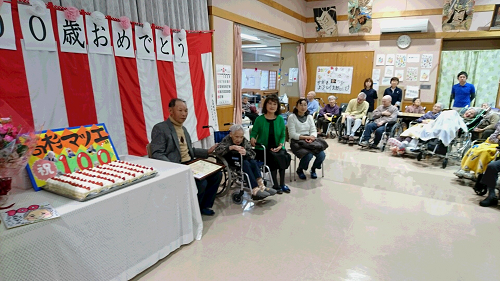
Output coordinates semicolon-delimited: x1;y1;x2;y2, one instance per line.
0;155;203;281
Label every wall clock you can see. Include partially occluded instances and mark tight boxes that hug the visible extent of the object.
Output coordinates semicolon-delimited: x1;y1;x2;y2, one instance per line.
397;35;411;49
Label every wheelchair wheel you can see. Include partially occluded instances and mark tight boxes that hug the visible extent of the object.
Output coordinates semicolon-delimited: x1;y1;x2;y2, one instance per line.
390;123;403;138
337;121;345;143
232;191;243;204
417;152;423;161
208;155;232;197
442;158;448;169
474;184;487;196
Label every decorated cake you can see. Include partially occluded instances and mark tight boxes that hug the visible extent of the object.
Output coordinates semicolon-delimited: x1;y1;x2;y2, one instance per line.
44;161;156;200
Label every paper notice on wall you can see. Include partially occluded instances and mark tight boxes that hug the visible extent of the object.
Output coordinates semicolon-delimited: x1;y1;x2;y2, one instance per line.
408;54;420;63
421;54;433;69
420;69;430;82
386;54;395;65
289;68;298;83
405;85;419;99
381;77;391;86
216;64;232;106
407;67;418;81
376;54;385;66
395;69;404;81
384;66;394;77
395;54;407;68
372;68;380;81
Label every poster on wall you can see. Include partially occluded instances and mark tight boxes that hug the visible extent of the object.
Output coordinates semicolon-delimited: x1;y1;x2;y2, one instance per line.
348;0;373;34
442;0;475;31
384;66;394;77
27;124;119;191
407;67;418;81
381;77;391;86
386;54;395;65
420;69;430;82
372;68;380;81
395;54;407;68
289;68;298;82
421;54;433;68
313;6;338;37
395;69;404;81
216;64;232;106
376;54;385;65
315;66;354;94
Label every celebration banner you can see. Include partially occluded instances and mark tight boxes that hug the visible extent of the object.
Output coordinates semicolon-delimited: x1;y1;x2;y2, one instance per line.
315;66;353;94
27;123;119;191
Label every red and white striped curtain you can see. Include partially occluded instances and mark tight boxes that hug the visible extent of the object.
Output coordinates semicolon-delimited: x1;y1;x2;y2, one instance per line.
0;1;218;156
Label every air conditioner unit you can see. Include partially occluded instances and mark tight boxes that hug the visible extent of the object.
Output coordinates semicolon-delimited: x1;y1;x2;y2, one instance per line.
380;19;428;33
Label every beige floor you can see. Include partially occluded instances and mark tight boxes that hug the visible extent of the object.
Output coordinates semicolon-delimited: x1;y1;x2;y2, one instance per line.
134;139;500;281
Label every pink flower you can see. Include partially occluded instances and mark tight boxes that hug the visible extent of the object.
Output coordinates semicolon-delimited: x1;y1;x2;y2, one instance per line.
4;135;13;142
119;16;131;30
162;25;171;36
64;6;80;21
0;126;6;135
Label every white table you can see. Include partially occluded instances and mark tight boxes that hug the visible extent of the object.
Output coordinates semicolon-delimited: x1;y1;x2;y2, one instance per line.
0;155;202;281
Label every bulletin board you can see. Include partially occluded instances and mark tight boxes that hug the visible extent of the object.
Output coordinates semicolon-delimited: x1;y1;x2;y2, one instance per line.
242;69;262;89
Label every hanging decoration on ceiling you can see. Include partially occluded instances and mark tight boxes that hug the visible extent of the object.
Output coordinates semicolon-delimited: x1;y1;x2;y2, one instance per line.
348;0;373;34
313;6;338;37
442;0;475;31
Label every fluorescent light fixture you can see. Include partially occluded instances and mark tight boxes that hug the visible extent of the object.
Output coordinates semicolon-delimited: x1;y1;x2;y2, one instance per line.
263;54;277;57
241;33;260;41
242;44;268;48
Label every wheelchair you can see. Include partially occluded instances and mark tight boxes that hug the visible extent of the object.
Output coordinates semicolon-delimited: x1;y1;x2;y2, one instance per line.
412;107;487;169
358;119;403;152
337;113;368;145
228;144;274;204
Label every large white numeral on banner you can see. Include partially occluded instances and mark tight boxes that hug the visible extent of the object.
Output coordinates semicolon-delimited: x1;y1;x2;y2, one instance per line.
0;3;16;50
18;4;57;51
85;16;112;55
135;24;155;60
173;32;189;63
155;29;173;62
56;10;86;54
111;21;134;58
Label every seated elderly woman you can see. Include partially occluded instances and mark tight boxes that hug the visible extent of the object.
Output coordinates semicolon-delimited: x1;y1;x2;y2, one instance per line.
213;124;276;200
317;95;340;138
472;103;499;141
454;120;500;180
405;98;426;114
288;98;328;180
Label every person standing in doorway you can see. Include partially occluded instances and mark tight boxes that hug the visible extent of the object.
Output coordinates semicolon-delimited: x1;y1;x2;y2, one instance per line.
451;71;475;108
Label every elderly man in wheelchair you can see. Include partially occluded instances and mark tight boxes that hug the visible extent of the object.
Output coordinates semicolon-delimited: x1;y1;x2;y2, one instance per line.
360;95;399;149
339;92;369;144
213;124;277;200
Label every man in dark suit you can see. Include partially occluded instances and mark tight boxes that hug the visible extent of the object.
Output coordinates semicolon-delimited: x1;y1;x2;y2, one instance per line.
151;98;221;216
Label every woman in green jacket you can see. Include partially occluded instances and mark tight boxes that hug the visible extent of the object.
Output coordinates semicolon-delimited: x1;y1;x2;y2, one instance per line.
250;95;291;193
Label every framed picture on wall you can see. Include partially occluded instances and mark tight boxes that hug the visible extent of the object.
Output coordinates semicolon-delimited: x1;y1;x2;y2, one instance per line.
491;4;500;30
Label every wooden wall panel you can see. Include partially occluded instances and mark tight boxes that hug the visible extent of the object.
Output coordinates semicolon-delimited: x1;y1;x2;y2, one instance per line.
216;106;234;131
305;51;375;107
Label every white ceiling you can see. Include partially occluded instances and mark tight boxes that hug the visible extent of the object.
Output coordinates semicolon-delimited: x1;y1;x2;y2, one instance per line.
240;25;296;62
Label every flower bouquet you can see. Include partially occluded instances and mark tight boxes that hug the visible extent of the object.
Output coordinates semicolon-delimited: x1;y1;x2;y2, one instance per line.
0;100;38;206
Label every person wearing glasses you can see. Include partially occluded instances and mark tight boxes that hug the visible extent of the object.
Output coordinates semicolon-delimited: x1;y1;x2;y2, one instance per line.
150;98;221;216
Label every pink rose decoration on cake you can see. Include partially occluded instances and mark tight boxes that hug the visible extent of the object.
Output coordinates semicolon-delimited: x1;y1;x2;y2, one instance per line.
64;7;80;21
162;25;171;36
119;16;131;30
